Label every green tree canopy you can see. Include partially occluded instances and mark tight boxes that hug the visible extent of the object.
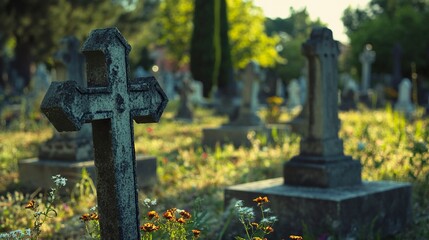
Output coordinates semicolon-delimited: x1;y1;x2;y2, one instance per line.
342;0;429;81
264;8;325;82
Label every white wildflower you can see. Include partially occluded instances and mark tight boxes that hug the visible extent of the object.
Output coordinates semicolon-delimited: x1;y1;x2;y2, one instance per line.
52;175;67;187
90;205;98;212
143;198;157;208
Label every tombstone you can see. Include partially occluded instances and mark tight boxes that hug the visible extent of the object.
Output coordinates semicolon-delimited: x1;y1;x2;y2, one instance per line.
175;73;194;121
286;79;301;109
275;77;285;98
189;78;205;106
225;28;411;238
203;61;276;147
394;78;414;117
374;83;386;108
359;44;376;93
340;74;359;110
19;32;162;190
37;28;167;239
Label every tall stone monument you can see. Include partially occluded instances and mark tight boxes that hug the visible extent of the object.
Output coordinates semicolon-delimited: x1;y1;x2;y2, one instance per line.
40;28;167;239
225;28;411;238
360;44;376;93
19;35;160;188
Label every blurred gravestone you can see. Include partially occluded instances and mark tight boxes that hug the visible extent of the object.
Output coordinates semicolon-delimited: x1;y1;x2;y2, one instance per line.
225;27;411;238
394;78;414;117
19;34;160;189
175;73;194;121
287;79;301;110
39;28;167;239
359;44;376;93
340;74;359;110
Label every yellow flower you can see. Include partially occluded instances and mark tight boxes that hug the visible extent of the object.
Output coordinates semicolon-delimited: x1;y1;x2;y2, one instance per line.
177;217;186;224
264;226;274;234
147;210;159;220
140;223;160;232
179;210;192;219
289;235;303;240
253;196;269;206
192;229;201;238
24;199;36;210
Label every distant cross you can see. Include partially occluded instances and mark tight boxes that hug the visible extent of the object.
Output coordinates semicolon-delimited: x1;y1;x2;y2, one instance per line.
359;44;376;93
41;28;168;239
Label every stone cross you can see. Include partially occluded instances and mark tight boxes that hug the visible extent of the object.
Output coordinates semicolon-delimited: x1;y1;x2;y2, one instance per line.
359;44;376;93
228;61;261;126
284;28;361;188
41;28;168;239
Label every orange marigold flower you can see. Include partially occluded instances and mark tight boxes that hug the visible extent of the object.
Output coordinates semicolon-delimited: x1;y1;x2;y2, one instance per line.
264;226;274;234
163;210;175;220
179;210;191;219
89;213;99;221
140;223;160;232
147;210;159;220
289;235;303;240
177;217;186;224
25;199;36;210
192;229;201;238
252;237;266;240
253;196;269;206
80;213;91;222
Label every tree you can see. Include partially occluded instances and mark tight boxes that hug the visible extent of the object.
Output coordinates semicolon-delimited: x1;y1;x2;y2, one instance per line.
342;0;429;81
264;8;325;82
0;0;131;93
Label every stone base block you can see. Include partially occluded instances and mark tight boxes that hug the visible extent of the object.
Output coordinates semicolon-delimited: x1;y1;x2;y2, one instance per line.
224;178;412;239
284;156;362;188
202;125;289;148
18;154;157;189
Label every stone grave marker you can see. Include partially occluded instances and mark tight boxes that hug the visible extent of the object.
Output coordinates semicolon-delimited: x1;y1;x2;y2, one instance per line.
287;79;301;109
359;44;376;93
39;28;167;239
340;74;359;110
225;27;411;238
19;34;161;189
175;73;194;121
394;78;414;116
229;61;262;126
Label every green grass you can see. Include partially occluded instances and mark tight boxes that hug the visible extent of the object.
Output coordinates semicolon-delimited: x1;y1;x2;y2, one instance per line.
0;101;428;239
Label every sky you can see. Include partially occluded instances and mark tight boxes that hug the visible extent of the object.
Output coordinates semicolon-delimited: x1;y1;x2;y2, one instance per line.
253;0;371;43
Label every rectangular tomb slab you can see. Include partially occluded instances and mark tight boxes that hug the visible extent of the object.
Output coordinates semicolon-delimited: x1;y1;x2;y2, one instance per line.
18;154;157;189
224;178;412;239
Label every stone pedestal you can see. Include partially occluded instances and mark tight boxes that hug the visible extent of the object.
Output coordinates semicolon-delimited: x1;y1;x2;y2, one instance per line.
18;154;157;189
284;155;362;188
202;125;289;148
225;178;412;239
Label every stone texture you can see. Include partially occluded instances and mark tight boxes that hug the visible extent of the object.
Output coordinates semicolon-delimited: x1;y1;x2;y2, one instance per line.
40;28;168;240
225;178;412;239
359;44;376;93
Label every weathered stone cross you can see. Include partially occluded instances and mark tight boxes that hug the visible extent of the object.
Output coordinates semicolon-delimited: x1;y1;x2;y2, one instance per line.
41;28;168;239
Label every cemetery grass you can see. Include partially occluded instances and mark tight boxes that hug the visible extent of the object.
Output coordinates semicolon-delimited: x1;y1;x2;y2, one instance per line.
0;101;428;239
